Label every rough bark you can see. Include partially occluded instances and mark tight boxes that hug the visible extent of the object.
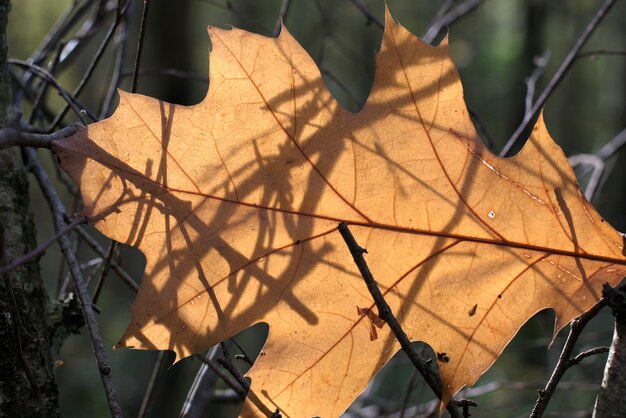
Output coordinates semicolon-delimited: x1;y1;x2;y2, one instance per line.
0;1;60;416
593;285;626;418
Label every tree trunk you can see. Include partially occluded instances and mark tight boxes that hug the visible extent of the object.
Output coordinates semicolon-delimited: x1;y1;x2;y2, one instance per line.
0;1;61;416
593;285;626;418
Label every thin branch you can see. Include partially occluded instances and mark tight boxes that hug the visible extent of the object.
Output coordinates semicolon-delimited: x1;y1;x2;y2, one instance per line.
230;337;254;366
9;68;57;123
423;0;484;44
524;51;550;119
272;0;292;37
568;154;604;200
194;352;247;399
0;124;81;149
337;222;464;418
29;41;65;125
576;49;626;60
180;346;221;418
500;0;618;157
27;0;93;69
51;1;131;130
8;59;96;123
423;0;454;43
567;128;626;200
596;128;626;161
24;147;123;417
72;224;139;293
571;346;610;365
0;216;87;276
131;0;152;93
91;241;117;305
216;342;250;393
101;17;129;119
388;381;600;418
529;302;607;418
137;351;168;418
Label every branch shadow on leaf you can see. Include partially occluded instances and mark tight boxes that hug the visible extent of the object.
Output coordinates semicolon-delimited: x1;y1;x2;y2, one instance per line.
55;17;626;417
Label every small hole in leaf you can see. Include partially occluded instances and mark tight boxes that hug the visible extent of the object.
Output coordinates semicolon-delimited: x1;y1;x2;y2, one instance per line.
437;352;450;363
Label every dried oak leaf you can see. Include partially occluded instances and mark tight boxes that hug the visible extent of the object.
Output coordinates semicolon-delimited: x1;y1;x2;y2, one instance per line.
53;9;626;418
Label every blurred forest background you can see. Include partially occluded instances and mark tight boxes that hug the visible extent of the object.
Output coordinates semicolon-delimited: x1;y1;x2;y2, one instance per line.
7;0;626;417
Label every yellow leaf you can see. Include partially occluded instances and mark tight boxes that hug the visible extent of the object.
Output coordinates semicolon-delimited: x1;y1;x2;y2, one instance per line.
53;8;626;417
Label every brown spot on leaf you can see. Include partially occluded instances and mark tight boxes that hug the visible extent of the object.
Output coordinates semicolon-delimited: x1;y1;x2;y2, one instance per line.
357;306;386;341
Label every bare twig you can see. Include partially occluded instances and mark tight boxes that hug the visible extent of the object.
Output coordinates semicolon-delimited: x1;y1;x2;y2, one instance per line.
91;241;117;306
568;154;604;200
24;147;123;417
0;124;80;149
131;0;152;93
337;222;463;418
180;346;221;418
8;59;96;123
101;17;129;118
423;0;454;42
388;381;600;418
229;337;254;366
216;342;250;393
567;128;626;200
529;302;607;418
29;41;65;125
423;0;484;44
137;351;168;418
596;128;626;161
194;350;247;399
576;49;626;60
51;1;131;130
500;0;618;157
571;346;610;365
272;0;292;37
58;1;114;67
27;0;93;69
0;216;87;276
72;224;139;293
524;51;550;119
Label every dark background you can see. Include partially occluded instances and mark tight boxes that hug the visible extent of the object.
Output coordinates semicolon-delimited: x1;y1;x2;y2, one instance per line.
8;0;626;417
